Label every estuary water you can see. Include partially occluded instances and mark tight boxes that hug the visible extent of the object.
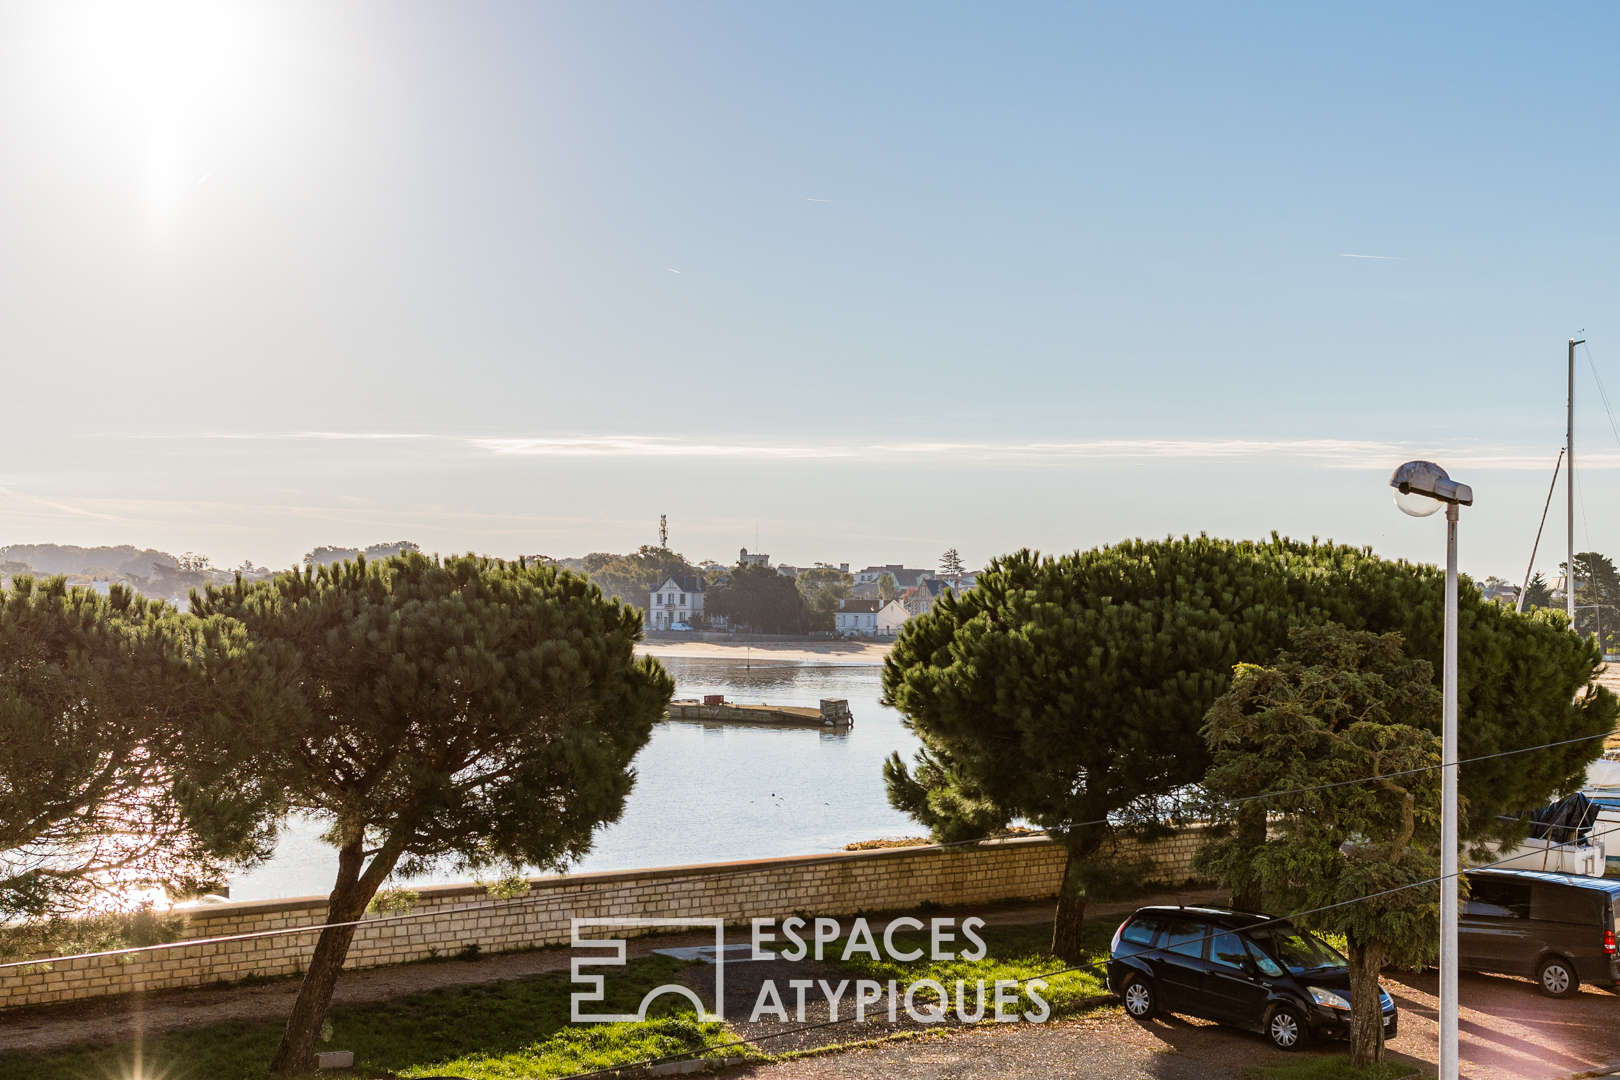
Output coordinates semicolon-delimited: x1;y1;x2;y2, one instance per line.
228;657;922;902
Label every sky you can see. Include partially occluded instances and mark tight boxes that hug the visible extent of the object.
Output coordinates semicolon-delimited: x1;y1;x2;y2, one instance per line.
2;1;1619;578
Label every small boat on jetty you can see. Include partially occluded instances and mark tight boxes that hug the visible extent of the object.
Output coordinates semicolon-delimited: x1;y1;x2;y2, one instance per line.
665;696;853;730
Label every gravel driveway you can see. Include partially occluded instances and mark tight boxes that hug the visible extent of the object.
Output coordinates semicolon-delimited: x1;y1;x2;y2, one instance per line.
719;967;1620;1080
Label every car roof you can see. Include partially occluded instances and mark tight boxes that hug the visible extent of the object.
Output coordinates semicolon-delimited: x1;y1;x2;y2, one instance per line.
1468;867;1620;896
1130;905;1281;931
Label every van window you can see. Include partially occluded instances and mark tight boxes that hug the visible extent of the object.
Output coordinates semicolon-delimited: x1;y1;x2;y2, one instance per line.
1531;884;1605;927
1468;876;1531;919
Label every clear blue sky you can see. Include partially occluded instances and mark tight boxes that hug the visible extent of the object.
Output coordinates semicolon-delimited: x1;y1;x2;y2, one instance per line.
2;1;1618;577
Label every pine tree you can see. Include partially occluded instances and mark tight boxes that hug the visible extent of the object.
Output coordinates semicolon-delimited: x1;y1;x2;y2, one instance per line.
1523;571;1552;610
884;537;1317;960
1201;625;1442;1066
883;535;1617;963
939;548;965;575
0;576;283;917
197;553;673;1074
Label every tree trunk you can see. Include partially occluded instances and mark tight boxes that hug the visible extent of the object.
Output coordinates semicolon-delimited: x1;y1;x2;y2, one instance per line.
1052;848;1088;963
1346;934;1388;1067
1230;801;1266;912
269;833;402;1074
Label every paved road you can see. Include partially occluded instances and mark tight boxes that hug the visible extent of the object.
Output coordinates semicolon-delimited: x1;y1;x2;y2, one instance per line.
1384;967;1620;1080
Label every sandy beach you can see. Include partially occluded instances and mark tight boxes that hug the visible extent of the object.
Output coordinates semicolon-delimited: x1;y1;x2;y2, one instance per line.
636;639;892;664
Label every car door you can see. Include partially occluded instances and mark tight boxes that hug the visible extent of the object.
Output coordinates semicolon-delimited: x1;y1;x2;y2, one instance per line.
1462;875;1534;974
1153;919;1212;1015
1200;931;1272;1027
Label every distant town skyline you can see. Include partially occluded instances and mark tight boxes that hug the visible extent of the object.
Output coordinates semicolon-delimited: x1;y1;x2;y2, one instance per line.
3;3;1620;580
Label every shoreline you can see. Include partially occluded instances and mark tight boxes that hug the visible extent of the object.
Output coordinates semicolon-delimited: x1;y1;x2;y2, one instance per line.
636;639;892;664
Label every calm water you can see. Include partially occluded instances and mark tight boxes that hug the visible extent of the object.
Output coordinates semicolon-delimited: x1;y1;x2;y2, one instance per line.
229;657;921;902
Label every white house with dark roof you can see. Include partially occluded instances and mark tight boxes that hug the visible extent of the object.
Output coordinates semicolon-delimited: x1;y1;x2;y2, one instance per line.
835;598;881;637
835;598;911;637
647;574;706;630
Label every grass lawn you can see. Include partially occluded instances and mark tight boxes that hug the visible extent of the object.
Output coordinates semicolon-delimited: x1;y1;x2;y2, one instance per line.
823;917;1116;1016
1245;1055;1420;1080
0;953;748;1080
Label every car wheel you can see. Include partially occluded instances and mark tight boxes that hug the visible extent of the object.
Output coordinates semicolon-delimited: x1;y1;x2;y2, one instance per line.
1120;974;1156;1021
1266;1005;1308;1051
1537;956;1580;999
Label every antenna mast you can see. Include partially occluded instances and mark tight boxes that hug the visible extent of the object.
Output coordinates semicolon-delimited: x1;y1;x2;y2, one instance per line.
659;514;668;549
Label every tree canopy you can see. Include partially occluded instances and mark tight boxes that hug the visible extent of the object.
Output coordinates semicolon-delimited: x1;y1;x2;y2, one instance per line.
0;576;283;918
881;535;1616;960
1200;625;1442;1066
876;573;900;603
304;541;422;567
706;563;808;633
196;553;673;1073
1562;550;1620;649
796;566;853;631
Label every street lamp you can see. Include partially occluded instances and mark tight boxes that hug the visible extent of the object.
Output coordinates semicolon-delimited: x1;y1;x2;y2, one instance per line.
1389;460;1472;1080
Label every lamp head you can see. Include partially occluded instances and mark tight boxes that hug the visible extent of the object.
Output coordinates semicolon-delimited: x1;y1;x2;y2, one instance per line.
1389;460;1472;516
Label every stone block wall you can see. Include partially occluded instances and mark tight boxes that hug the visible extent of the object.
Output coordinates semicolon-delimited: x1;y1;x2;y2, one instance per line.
0;828;1212;1011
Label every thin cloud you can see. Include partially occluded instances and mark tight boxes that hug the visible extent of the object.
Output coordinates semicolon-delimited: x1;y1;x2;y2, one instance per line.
1339;253;1404;260
665;268;681;274
68;431;1603;471
0;487;127;521
470;436;1593;470
806;198;835;203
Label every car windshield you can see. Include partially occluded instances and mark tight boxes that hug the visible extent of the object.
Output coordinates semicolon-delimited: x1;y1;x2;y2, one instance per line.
1250;925;1346;975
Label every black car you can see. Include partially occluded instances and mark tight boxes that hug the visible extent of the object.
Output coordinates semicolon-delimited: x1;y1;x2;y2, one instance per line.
1461;868;1620;997
1107;906;1396;1051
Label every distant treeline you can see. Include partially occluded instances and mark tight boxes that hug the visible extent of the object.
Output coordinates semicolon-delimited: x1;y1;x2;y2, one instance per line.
0;541;848;631
0;541;424;603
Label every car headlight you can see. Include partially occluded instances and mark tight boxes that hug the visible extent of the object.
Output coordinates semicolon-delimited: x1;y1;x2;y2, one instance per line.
1380;990;1394;1011
1308;986;1351;1010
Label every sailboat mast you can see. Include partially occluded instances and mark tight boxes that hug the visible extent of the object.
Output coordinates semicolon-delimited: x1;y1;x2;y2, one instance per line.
1568;336;1584;628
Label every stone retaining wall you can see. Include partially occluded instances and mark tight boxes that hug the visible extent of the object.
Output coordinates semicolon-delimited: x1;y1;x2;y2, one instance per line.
643;631;837;643
0;829;1212;1011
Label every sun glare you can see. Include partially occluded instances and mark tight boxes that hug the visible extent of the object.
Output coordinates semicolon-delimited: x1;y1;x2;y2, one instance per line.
10;2;297;246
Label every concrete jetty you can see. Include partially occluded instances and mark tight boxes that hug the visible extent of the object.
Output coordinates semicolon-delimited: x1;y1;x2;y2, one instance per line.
665;696;853;730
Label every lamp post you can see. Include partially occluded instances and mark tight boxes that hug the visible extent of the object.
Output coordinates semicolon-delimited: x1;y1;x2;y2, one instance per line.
1390;460;1473;1080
